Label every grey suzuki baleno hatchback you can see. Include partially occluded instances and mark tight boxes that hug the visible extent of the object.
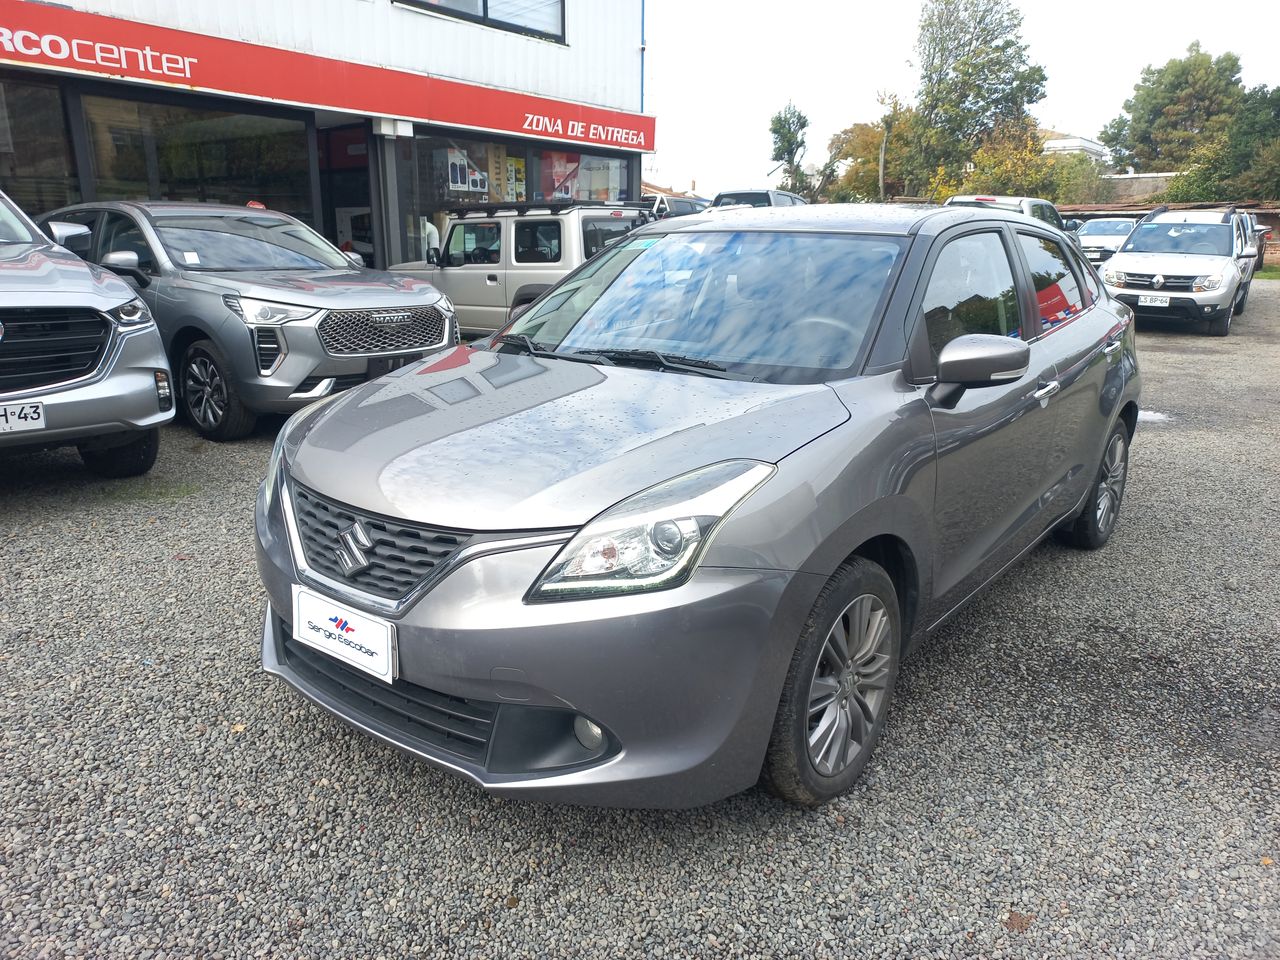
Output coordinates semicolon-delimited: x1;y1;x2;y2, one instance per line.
255;204;1140;808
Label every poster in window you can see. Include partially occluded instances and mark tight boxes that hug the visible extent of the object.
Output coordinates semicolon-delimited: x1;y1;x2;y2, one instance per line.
505;157;526;202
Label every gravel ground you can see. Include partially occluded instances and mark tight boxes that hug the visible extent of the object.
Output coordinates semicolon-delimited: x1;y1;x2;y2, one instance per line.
2;285;1278;959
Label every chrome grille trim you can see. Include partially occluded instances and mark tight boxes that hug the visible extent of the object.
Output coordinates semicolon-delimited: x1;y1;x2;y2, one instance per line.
0;307;112;395
317;305;448;356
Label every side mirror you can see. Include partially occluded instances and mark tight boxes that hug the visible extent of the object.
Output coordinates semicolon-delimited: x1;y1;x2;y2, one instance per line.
48;221;90;247
1241;245;1258;258
1064;219;1082;232
100;249;151;287
930;334;1030;408
426;247;442;266
344;250;366;268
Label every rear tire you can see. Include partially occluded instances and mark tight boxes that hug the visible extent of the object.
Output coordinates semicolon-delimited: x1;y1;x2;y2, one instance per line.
762;558;901;806
1055;421;1129;550
78;428;160;478
180;339;256;441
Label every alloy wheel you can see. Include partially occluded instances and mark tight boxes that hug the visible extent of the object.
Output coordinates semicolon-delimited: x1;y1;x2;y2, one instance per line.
1095;432;1128;534
184;353;227;430
806;593;895;777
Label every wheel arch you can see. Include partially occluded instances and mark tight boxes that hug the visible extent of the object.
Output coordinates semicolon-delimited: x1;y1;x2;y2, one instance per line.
1118;399;1138;439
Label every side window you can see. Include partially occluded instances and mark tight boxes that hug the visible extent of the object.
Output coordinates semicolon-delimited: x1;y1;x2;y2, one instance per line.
48;209;97;257
445;222;500;266
1045;205;1065;229
921;232;1023;357
581;217;636;258
1017;233;1085;332
513;221;561;263
99;213;156;273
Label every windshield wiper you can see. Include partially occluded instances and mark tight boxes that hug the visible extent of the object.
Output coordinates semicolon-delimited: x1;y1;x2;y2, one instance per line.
492;334;612;366
574;348;754;380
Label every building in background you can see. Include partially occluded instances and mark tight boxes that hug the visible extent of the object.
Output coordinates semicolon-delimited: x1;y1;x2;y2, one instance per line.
0;0;653;266
1042;135;1109;164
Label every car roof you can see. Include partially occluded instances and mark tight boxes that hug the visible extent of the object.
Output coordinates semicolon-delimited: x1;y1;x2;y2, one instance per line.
56;199;297;220
1150;210;1235;225
946;195;1045;205
633;202;1042;237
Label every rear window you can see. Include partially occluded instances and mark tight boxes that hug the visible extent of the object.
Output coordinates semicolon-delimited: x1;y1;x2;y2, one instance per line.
714;192;771;208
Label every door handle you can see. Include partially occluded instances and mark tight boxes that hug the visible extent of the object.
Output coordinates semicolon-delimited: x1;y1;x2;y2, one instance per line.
486;274;499;283
1032;381;1060;401
1103;340;1122;356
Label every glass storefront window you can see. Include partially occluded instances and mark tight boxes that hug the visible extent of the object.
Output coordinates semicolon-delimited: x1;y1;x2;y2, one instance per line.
402;0;563;39
392;131;632;263
81;95;312;223
0;76;80;215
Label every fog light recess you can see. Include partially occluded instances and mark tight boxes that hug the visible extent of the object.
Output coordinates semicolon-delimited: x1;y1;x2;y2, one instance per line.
154;370;173;411
573;715;604;751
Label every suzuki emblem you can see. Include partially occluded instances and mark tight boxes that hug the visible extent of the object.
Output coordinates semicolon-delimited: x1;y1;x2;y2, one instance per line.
334;521;375;576
1152;274;1165;289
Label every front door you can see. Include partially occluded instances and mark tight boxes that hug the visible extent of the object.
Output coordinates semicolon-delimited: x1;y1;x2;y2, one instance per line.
920;228;1060;621
436;219;506;334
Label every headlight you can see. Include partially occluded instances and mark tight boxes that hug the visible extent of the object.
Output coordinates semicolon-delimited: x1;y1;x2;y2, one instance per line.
528;460;774;602
225;295;318;324
263;420;288;510
1103;269;1126;286
1192;275;1222;292
436;293;455;314
110;297;153;327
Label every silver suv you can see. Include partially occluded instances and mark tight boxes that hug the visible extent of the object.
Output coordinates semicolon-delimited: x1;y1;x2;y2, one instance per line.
1;190;173;477
41;202;457;440
392;203;651;337
1102;207;1257;337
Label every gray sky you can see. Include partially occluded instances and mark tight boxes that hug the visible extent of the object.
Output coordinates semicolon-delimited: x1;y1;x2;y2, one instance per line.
641;0;1280;197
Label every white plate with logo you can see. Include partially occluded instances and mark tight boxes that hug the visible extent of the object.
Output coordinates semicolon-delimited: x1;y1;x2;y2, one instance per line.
0;402;45;433
1138;295;1170;308
292;585;397;683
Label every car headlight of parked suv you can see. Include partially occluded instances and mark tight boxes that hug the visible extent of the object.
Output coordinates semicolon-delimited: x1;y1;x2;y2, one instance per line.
225;295;319;324
1192;275;1222;292
528;460;774;602
1103;268;1126;286
110;296;154;327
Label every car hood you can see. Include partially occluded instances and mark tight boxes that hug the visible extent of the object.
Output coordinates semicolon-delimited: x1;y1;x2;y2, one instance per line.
0;242;134;303
187;266;444;308
1106;251;1233;276
286;346;850;531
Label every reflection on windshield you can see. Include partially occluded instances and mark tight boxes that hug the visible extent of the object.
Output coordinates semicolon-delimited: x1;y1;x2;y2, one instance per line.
1079;221;1134;237
508;230;905;383
1122;222;1232;257
154;215;349;271
0;197;37;244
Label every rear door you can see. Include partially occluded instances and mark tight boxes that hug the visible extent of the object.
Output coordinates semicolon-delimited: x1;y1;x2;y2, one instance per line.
917;225;1060;620
508;218;564;309
437;219;506;334
1012;228;1126;517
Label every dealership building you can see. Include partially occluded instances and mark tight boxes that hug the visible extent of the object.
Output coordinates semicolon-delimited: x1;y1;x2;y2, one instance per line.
0;0;654;266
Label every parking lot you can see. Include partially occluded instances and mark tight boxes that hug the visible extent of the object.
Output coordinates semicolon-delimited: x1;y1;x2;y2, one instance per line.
1;285;1277;958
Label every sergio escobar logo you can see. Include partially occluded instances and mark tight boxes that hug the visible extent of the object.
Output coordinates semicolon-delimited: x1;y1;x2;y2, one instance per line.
0;26;198;80
307;619;377;659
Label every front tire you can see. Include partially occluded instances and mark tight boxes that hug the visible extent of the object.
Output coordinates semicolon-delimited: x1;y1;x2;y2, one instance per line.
78;428;160;478
1208;311;1232;337
1056;422;1129;550
1232;282;1250;317
180;339;256;441
762;558;901;806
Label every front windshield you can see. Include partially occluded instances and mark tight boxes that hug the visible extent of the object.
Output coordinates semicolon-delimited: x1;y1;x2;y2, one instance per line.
152;213;350;271
1079;220;1134;237
714;192;771;208
507;230;906;383
1122;222;1232;257
0;195;37;244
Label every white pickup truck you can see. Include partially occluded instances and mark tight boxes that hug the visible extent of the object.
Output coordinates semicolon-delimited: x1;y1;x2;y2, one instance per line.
392;202;652;337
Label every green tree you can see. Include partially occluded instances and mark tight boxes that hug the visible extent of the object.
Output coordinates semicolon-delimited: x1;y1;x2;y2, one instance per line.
960;119;1054;197
769;102;810;195
1100;42;1244;171
1231;139;1280;200
1224;84;1280;180
1049;153;1115;205
908;0;1046;193
1161;136;1231;201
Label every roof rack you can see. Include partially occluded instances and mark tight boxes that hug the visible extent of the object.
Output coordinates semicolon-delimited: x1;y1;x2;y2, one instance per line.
445;200;654;219
1139;204;1169;223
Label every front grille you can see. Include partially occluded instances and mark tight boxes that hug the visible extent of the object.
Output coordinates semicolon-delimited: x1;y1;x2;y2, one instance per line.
254;328;282;373
280;629;496;764
0;307;111;394
318;305;447;356
291;482;471;600
1122;273;1195;291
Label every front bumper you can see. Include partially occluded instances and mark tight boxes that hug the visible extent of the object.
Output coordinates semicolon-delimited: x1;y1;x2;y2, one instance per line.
1107;288;1233;321
255;478;821;808
0;325;173;450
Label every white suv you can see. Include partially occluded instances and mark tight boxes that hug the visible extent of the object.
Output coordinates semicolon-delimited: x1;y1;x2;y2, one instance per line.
392;203;651;336
1102;207;1257;337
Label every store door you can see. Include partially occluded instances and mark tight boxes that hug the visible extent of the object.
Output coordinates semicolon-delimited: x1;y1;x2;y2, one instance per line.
319;124;374;266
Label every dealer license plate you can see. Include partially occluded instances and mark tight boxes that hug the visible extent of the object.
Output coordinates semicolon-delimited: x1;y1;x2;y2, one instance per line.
1138;295;1170;308
0;402;45;433
292;585;397;683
